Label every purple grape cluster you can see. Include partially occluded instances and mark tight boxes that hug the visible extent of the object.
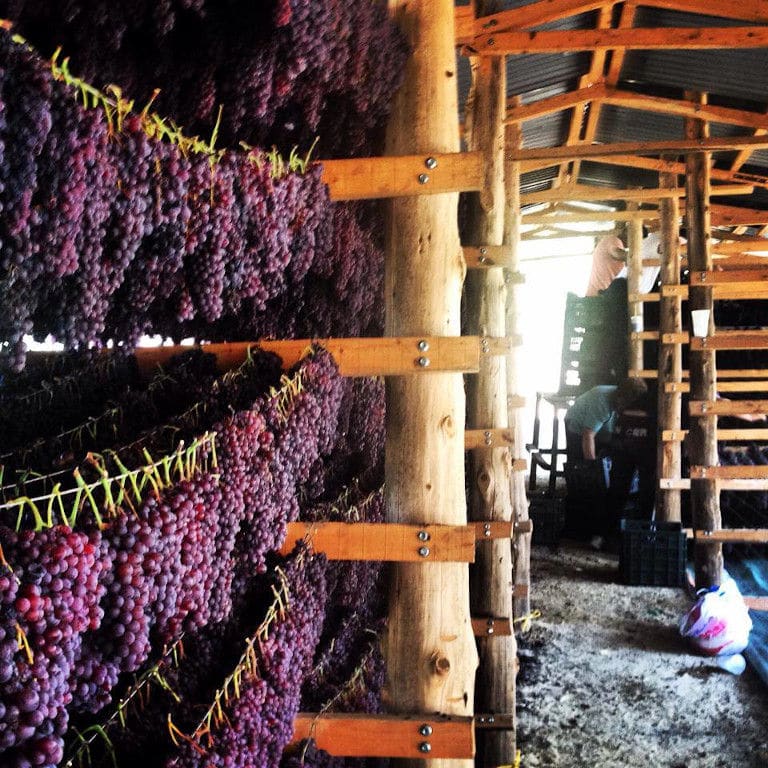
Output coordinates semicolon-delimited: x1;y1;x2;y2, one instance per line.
0;1;408;158
0;29;388;371
0;525;105;767
170;549;329;768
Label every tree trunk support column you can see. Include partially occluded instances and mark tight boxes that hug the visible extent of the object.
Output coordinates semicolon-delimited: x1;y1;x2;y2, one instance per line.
463;2;517;762
684;98;722;588
627;210;644;372
504;106;531;625
384;3;478;766
656;169;683;522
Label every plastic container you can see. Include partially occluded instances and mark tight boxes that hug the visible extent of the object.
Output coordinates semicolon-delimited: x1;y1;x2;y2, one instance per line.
619;519;687;587
529;494;566;546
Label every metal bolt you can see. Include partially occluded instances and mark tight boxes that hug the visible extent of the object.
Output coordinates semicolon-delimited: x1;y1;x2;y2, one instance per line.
419;724;433;737
484;523;492;537
418;546;430;558
477;715;486;723
486;36;495;46
418;173;430;185
487;626;494;635
488;715;495;724
419;742;432;754
425;157;437;170
703;530;713;537
701;403;708;413
417;339;430;352
417;530;430;542
700;271;707;282
417;356;430;368
480;247;488;255
484;430;493;446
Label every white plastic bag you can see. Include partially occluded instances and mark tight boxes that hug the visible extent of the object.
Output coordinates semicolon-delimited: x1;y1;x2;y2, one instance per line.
679;577;752;658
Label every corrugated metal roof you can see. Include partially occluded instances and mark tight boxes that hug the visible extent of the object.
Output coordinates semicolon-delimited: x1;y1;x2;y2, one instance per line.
507;53;591;96
521;166;559;194
522;112;570;148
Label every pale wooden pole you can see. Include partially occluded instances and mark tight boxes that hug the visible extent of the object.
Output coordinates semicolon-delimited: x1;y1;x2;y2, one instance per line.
463;1;517;761
684;99;723;588
627;210;644;372
656;169;683;522
383;2;478;765
504;108;531;623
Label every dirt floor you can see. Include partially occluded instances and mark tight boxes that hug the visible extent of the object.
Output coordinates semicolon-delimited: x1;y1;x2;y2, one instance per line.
516;541;768;768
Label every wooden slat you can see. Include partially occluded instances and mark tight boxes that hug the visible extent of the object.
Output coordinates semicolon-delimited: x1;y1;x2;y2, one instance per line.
320;152;483;201
471;1;609;34
637;0;768;23
454;3;475;45
474;714;515;730
507;135;768;163
290;714;474;758
660;478;768;490
689;268;768;286
630;331;690;343
628;292;660;302
693;528;768;543
520;183;752;206
659;283;768;299
280;522;477;562
664;429;768;441
690;331;768;351
472;617;512;636
689;465;768;479
744;596;768;611
521;210;660;224
601;86;768;131
463;245;516;268
513;584;529;599
508;394;526;409
690;398;768;416
711;204;768;227
504;85;604;125
131;336;512;378
667;381;768;393
473;27;768;56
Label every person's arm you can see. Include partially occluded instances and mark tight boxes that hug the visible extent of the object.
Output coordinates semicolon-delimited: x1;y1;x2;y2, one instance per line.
581;429;597;460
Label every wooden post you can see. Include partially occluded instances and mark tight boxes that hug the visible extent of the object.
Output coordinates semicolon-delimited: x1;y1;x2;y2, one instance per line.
384;3;478;765
684;98;723;588
505;108;531;623
463;2;517;762
627;210;644;372
656;169;683;522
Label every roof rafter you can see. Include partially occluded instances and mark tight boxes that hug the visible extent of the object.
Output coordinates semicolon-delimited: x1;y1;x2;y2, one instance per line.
471;26;768;56
520;182;753;205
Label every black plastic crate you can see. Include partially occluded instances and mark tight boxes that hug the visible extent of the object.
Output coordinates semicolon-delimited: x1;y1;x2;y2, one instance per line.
529;494;565;545
619;519;687;587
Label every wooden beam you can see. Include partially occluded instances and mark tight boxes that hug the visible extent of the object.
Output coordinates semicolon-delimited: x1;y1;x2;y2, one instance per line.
690;268;768;284
602;87;768;131
520;183;753;205
290;713;475;759
636;0;768;23
131;337;516;379
522;210;660;224
692;528;768;543
690;331;768;350
472;616;512;637
470;1;609;34
280;522;485;562
583;155;768;191
320;152;483;200
711;204;768;227
463;245;516;268
667;380;768;393
660;477;768;490
504;84;604;125
473;26;768;56
690;398;768;416
691;466;768;480
508;135;768;162
663;428;768;440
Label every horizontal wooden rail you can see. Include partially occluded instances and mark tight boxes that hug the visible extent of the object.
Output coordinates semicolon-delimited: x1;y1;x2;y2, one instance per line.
663;428;768;441
689;268;768;286
689;399;768;417
690;331;768;351
471;27;768;56
508;394;526;409
279;520;531;562
660;478;768;490
692;528;768;544
689;465;768;480
464;428;527;457
628;292;661;303
290;713;474;758
630;331;689;343
463;245;519;270
320;152;483;200
660;283;768;300
131;336;518;378
472;616;512;636
667;381;768;393
519;183;752;206
474;714;515;730
633;368;768;380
